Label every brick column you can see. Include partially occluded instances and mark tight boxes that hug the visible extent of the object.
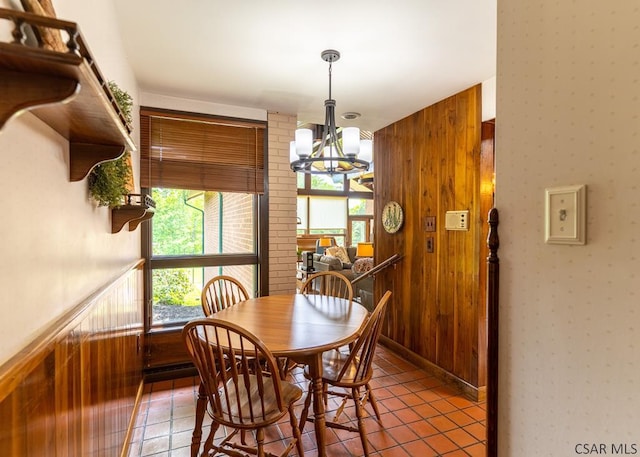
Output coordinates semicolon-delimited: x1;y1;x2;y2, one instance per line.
267;112;298;294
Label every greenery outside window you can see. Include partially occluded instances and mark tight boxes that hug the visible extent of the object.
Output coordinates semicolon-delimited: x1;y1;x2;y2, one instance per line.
310;174;344;191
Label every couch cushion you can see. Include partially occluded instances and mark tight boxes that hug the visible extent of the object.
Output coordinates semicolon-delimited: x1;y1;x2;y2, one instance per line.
325;246;351;265
352;257;374;274
319;255;343;270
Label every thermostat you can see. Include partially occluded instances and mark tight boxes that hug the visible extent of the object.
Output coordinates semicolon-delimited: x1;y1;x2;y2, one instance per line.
445;210;469;231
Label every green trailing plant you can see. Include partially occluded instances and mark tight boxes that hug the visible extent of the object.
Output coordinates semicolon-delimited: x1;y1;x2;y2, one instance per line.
88;151;132;207
88;81;134;207
107;80;133;125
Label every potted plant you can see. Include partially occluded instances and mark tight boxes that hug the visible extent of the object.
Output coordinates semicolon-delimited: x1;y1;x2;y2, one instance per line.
88;81;133;207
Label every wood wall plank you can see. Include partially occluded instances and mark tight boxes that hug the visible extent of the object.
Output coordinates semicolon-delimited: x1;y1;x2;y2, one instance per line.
374;85;487;390
0;262;144;457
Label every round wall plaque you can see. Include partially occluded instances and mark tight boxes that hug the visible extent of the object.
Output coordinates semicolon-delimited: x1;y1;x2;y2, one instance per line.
382;201;404;233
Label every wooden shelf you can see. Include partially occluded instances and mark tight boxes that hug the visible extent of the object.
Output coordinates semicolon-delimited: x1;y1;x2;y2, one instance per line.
112;194;156;234
0;8;136;181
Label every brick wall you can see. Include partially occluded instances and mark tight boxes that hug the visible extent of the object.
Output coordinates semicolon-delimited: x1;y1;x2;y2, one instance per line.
203;192;257;296
267;112;298;294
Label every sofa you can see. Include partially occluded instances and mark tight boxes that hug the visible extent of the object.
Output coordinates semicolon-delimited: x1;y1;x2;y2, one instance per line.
301;245;375;311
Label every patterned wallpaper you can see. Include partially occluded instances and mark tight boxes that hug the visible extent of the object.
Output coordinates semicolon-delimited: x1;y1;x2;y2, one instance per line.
497;1;640;455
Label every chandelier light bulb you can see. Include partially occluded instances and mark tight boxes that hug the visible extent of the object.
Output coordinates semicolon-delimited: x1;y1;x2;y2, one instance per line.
295;129;313;158
342;127;360;158
359;139;373;163
323;146;333;171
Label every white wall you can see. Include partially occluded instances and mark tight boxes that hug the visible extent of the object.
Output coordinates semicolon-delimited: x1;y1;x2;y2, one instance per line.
0;0;140;365
482;76;496;122
139;92;267;121
497;1;640;455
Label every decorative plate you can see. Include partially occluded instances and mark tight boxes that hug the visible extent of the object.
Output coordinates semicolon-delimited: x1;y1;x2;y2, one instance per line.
382;201;404;234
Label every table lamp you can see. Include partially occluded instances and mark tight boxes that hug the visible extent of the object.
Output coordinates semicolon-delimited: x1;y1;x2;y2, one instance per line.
318;237;333;253
356;242;374;258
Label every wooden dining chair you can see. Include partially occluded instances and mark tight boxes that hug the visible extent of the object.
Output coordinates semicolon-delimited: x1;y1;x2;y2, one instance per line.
300;270;354;302
299;290;392;457
277;271;356;378
201;275;249;316
183;318;305;457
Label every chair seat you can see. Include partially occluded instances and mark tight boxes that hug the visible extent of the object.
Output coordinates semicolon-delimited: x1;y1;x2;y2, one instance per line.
217;375;303;425
306;350;373;387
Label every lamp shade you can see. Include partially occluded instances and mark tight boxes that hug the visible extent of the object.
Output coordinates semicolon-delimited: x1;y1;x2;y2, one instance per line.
359;139;373;163
356;242;374;258
295;129;313;158
342;127;360;158
318;237;333;247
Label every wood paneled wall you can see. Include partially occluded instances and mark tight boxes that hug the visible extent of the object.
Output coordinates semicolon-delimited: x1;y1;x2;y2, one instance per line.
0;261;145;457
374;85;492;393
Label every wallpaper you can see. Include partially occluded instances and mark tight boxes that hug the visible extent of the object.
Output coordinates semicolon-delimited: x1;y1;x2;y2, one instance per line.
496;1;640;455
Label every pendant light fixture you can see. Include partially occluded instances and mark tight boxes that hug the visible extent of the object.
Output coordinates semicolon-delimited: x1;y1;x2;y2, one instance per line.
290;49;372;175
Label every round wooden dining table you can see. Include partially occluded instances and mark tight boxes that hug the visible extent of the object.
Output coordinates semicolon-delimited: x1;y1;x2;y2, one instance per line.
189;293;369;457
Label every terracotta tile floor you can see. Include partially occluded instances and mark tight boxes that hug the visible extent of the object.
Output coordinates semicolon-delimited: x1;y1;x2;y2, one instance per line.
128;346;486;456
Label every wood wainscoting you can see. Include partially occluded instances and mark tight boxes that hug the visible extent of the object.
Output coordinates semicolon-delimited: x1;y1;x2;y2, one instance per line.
0;260;144;457
373;85;493;394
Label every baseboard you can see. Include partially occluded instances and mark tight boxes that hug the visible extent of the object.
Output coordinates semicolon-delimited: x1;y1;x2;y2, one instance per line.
379;335;486;402
144;363;198;383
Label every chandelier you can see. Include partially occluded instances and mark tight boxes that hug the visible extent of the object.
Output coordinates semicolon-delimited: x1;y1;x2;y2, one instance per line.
290;49;372;175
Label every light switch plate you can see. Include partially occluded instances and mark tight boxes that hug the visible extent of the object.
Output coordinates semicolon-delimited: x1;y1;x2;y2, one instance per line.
544;184;586;245
424;216;436;232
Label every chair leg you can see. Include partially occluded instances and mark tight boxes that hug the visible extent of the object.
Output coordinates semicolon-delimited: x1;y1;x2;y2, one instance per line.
191;382;207;457
353;387;370;457
365;382;382;421
256;427;266;457
288;405;305;457
202;422;218;457
298;382;313;433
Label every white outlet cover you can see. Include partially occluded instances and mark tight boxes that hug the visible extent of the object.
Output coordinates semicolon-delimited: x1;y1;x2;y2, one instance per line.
544;184;586;245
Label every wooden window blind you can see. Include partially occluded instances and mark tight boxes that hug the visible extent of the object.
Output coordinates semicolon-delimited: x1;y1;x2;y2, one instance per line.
140;108;265;193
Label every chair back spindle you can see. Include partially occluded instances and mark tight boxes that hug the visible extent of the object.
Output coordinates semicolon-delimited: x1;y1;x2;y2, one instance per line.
201;275;249;316
301;271;354;302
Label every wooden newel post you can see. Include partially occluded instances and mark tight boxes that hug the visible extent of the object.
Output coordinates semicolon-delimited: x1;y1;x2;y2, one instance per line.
487;207;499;457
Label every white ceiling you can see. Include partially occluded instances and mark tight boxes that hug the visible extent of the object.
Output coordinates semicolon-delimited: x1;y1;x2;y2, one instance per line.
112;0;496;132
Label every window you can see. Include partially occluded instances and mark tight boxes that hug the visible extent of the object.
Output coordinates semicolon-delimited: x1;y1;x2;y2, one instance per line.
141;108;265;328
310;174;344;191
296;173;374;246
149;189;258;325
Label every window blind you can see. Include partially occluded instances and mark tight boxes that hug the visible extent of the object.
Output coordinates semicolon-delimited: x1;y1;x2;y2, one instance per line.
140;108;265;193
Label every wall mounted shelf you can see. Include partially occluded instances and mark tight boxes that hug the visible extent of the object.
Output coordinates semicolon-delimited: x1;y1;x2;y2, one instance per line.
112;194;156;234
0;8;136;181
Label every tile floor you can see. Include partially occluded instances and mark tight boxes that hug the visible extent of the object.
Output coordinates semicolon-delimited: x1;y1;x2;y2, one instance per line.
128;345;486;457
